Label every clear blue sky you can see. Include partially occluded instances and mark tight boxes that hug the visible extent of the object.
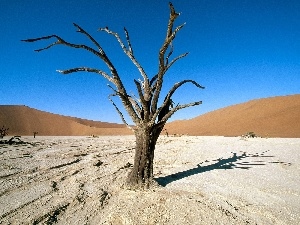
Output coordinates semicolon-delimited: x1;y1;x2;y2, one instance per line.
1;0;299;123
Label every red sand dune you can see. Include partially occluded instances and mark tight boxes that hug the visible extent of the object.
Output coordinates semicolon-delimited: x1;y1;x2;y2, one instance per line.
1;94;299;137
165;94;300;138
0;105;132;136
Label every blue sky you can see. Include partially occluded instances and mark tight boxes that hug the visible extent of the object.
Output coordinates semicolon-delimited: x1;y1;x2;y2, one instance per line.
1;0;299;123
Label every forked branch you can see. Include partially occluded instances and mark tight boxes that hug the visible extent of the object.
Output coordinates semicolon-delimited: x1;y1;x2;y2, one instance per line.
150;80;204;125
99;27;150;99
73;23;105;54
159;100;203;124
151;2;188;113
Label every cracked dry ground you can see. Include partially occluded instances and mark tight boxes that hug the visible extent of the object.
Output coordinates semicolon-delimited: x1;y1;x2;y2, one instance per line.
0;136;299;224
0;136;134;224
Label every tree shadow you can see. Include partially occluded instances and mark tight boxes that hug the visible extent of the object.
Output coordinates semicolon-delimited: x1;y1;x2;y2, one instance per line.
155;150;291;187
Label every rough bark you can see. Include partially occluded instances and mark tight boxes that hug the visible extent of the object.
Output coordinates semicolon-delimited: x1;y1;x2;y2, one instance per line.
126;125;164;189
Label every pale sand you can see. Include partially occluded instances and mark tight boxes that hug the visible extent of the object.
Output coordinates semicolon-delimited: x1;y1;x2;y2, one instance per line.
0;136;299;224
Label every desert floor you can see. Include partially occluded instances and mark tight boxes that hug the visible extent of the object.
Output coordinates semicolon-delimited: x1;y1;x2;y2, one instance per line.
0;135;299;225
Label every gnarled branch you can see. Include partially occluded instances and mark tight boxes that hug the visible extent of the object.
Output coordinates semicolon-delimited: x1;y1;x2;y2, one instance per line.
57;67;114;83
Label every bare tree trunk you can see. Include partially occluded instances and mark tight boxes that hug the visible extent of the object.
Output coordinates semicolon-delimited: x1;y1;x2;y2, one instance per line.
126;125;164;189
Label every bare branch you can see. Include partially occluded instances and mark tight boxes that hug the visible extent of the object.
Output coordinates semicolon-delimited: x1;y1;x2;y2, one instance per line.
166;2;180;43
101;27;147;83
99;27;127;51
108;84;141;118
73;23;105;54
129;96;142;117
159;23;185;69
23;34;102;57
150;51;188;97
166;52;189;70
150;74;158;86
165;42;174;66
107;84;118;93
134;80;145;103
107;84;136;130
150;80;204;125
57;67;114;83
151;4;185;114
107;83;141;124
166;80;205;100
124;27;134;54
22;35;58;43
22;35;62;52
134;79;149;121
158;100;203;125
108;94;134;131
130;91;141;104
22;31;120;79
99;27;151;100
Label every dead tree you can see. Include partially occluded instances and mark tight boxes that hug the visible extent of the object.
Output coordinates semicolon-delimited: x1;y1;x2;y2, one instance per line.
0;125;9;138
33;131;38;138
22;3;204;189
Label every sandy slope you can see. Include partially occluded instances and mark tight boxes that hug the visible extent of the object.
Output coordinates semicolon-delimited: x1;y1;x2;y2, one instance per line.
0;136;299;224
1;94;300;137
166;94;300;138
0;105;132;136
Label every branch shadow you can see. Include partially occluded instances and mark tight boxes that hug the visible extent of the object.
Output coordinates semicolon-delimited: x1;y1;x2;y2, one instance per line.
155;150;291;187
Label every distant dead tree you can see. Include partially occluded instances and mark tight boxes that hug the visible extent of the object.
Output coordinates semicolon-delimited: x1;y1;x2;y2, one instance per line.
33;131;38;138
0;125;9;138
22;3;204;189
